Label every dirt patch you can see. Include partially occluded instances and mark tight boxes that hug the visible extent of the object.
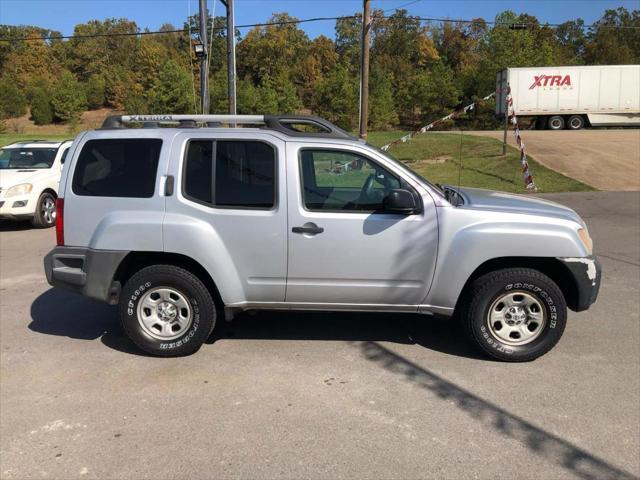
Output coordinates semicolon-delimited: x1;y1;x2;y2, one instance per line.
3;108;120;135
467;130;640;191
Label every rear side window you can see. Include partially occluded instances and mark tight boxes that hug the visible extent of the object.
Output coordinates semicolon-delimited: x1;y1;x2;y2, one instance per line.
72;139;162;198
183;140;276;209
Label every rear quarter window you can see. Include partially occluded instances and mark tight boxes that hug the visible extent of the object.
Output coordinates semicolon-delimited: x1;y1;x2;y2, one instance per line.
72;139;162;198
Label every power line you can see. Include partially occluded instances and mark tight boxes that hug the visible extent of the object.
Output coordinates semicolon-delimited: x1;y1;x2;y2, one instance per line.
1;13;638;42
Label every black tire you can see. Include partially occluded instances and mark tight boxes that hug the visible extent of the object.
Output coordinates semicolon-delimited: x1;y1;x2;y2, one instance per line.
547;115;565;130
567;115;585;130
31;192;56;228
119;265;216;356
534;117;547;130
462;268;567;362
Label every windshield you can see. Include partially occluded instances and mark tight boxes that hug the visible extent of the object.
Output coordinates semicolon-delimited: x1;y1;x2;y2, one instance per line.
0;148;57;169
368;143;445;197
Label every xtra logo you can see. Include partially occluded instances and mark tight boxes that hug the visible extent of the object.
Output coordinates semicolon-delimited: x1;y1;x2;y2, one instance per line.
529;74;572;89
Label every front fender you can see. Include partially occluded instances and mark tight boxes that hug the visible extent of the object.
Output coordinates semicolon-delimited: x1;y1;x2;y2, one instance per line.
424;209;589;310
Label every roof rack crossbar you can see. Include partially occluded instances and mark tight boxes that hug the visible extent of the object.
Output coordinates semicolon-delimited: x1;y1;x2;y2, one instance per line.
100;114;357;140
102;115;264;129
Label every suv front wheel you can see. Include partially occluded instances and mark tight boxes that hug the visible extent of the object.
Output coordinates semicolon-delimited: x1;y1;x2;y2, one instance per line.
120;265;216;356
462;268;567;362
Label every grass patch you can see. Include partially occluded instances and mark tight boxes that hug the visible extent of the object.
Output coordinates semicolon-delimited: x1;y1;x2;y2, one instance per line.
367;131;594;193
0;134;69;147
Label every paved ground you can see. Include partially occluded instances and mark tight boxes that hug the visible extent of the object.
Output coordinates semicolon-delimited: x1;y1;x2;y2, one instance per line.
1;191;639;480
469;129;640;191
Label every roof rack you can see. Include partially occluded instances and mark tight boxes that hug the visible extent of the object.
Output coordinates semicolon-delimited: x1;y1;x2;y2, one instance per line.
100;114;357;140
4;139;64;146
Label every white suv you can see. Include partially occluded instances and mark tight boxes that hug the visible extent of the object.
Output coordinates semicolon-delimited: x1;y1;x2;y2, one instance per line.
0;140;73;227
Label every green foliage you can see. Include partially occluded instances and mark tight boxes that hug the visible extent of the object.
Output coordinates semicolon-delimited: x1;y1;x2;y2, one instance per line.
311;64;358;130
0;76;28;119
413;61;460;125
51;71;87;123
585;8;640;64
30;87;54;125
146;61;193;114
85;75;106;110
0;6;637;131
368;70;398;130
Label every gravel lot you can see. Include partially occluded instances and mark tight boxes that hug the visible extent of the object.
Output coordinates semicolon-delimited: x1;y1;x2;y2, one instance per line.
469;129;640;191
1;191;639;480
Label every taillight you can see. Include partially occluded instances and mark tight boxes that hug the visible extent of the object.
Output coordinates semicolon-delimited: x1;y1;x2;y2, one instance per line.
55;198;64;246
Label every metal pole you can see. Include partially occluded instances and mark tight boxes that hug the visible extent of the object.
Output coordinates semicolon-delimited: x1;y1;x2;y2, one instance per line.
503;109;508;155
358;0;370;139
225;0;237;115
198;0;209;114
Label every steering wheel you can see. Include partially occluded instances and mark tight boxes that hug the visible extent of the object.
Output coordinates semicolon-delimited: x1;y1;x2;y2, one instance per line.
360;174;377;200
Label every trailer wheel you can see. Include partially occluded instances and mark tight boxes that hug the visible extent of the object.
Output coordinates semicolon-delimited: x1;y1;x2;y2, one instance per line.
547;116;565;130
567;115;585;130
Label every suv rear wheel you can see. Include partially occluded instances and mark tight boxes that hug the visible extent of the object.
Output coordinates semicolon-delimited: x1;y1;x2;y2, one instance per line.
462;268;567;362
119;265;216;356
32;192;56;228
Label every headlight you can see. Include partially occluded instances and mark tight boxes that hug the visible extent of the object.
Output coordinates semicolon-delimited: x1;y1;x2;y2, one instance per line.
577;228;593;255
4;183;33;198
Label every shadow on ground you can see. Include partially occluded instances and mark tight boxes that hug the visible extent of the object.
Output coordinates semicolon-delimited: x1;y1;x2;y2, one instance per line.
29;287;486;360
0;219;35;232
28;289;636;479
351;341;636;480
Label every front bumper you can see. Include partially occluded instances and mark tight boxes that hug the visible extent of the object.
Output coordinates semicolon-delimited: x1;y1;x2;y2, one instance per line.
44;246;129;304
557;256;602;312
0;196;35;219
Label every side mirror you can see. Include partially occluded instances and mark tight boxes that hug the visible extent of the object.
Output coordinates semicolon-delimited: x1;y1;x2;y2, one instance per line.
383;189;417;214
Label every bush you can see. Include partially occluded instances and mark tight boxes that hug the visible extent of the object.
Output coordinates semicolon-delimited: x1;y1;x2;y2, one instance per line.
51;71;87;123
30;87;54;125
0;76;27;119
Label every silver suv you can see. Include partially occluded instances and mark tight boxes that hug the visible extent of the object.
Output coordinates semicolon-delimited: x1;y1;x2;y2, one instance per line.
44;115;601;361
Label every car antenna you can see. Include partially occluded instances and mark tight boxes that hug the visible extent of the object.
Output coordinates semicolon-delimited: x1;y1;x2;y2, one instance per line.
455;128;463;206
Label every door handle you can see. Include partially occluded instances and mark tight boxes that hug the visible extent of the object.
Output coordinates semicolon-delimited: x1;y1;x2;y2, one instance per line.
292;223;324;235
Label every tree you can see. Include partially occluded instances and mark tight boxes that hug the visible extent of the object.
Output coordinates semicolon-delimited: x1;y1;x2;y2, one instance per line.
368;70;398;130
585;8;640;64
310;64;358;130
413;61;460;125
555;19;587;63
51;71;86;123
0;76;28;119
237;13;310;83
30;87;54;125
146;61;192;114
295;35;338;105
85;75;106;110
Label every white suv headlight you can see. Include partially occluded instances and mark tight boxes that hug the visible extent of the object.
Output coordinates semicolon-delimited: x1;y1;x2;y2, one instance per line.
4;183;33;198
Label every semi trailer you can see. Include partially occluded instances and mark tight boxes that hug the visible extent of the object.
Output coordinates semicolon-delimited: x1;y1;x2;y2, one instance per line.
496;65;640;130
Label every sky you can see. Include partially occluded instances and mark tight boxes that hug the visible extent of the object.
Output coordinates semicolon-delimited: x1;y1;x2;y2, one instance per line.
0;0;637;38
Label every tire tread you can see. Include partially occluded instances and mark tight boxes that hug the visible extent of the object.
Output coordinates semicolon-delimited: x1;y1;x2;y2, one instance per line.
463;268;567;362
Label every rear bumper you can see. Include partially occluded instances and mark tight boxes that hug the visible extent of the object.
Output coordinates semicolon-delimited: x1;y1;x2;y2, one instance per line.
557;256;602;312
44;247;129;304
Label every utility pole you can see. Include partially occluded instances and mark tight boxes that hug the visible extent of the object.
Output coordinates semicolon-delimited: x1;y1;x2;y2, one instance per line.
198;0;209;114
358;0;371;139
221;0;237;115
